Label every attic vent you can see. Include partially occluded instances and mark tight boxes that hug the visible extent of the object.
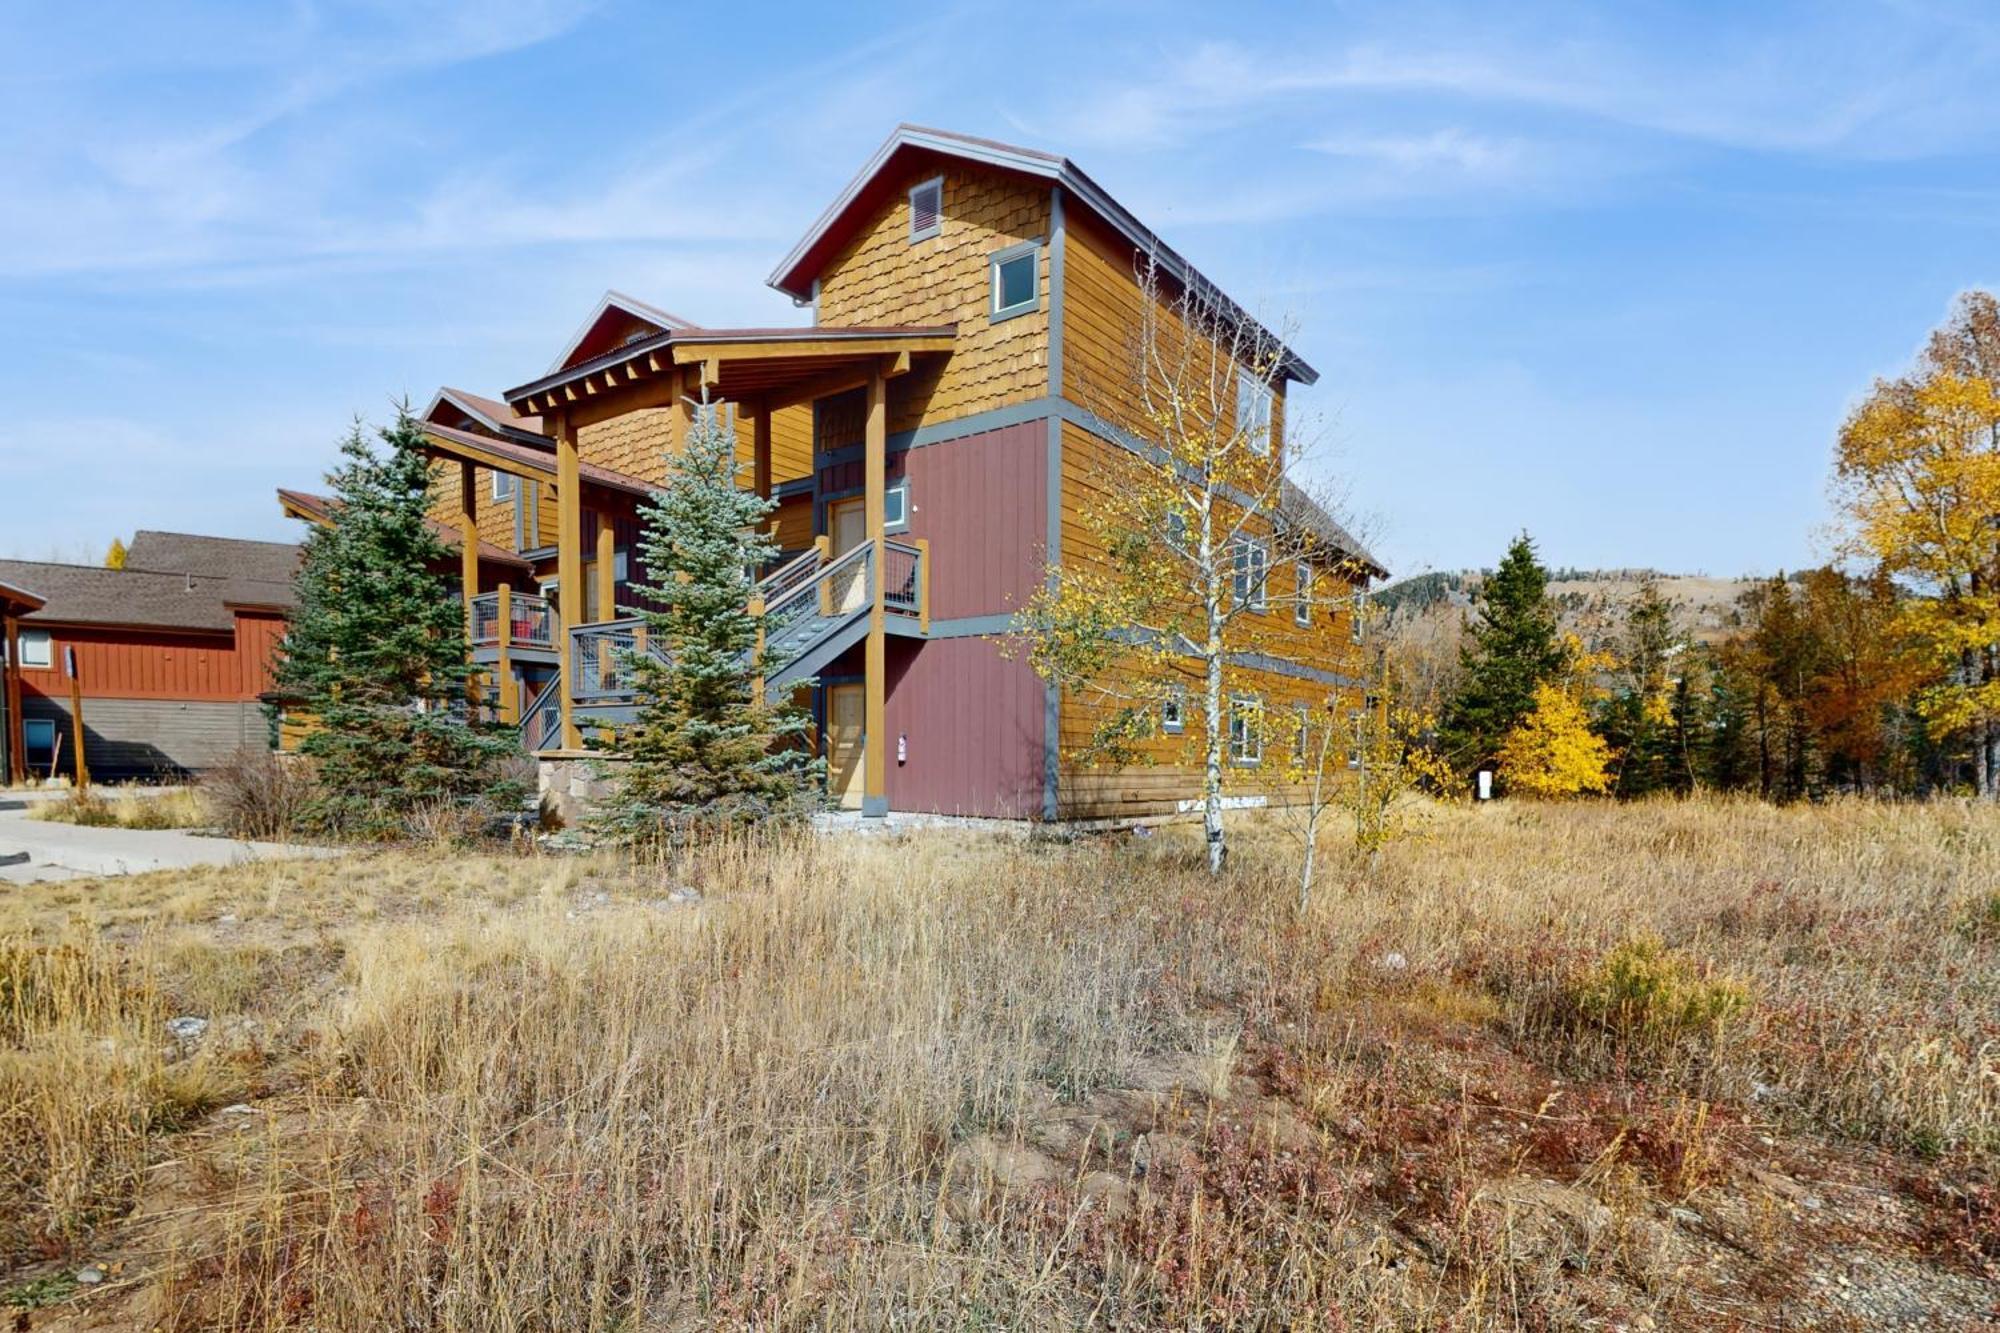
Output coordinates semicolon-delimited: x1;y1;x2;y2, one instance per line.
621;328;651;347
908;176;943;243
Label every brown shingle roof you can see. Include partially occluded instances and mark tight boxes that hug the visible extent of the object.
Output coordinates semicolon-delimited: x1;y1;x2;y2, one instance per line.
0;559;291;633
124;530;301;584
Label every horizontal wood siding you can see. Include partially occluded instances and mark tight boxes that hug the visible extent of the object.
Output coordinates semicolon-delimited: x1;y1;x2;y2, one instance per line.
772;495;814;553
816;161;1050;432
1061;208;1286;446
23;695;270;781
885;638;1043;818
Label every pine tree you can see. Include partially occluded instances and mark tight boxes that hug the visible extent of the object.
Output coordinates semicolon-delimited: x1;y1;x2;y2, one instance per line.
1442;533;1568;773
274;409;518;837
594;395;821;842
1597;578;1685;796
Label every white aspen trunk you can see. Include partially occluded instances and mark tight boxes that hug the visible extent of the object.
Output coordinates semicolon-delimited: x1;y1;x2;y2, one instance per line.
1204;580;1226;875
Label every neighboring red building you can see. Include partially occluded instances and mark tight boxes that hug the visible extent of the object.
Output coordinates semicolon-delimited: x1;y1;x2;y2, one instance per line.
0;532;297;782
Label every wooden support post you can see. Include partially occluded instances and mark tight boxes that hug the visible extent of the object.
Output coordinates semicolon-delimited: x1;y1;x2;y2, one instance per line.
3;613;23;786
64;647;88;790
863;365;888;818
815;535;833;615
752;398;773;503
457;460;482;709
555;412;584;750
596;518;616;624
497;583;517;725
749;594;767;711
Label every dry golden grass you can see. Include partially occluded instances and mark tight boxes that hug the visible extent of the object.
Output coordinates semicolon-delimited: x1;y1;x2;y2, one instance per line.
0;796;1995;1329
26;787;210;831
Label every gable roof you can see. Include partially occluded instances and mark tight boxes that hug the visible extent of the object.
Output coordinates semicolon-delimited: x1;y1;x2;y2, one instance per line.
547;290;697;375
423;387;548;442
768;124;1319;385
0;559;293;633
124;530;301;585
275;489;534;572
1277;481;1387;580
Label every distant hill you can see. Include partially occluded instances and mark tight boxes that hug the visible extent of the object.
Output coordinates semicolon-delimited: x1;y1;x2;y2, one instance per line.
1376;568;1758;649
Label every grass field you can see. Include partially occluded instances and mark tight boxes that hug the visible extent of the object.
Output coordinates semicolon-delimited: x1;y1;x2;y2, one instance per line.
1;798;1995;1329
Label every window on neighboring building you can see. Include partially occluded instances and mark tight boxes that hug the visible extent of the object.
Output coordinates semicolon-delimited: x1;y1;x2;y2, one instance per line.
1161;685;1186;735
1294;703;1312;762
23;718;55;767
1236;366;1275;454
989;241;1040;322
1347;708;1364;769
1295;560;1313;626
909;176;944;242
493;471;516;503
1351;586;1369;643
1231;538;1269;611
1229;694;1263;765
1164;508;1188;554
17;629;51;669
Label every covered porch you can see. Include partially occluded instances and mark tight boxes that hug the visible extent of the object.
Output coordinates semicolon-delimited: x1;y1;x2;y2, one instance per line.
503;324;954;818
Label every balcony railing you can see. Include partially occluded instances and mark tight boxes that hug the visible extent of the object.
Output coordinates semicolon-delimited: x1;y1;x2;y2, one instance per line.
470;592;557;650
570;618;669;702
883;540;924;616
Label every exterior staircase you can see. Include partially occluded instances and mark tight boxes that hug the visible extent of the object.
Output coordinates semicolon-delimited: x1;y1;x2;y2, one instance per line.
522;538;925;747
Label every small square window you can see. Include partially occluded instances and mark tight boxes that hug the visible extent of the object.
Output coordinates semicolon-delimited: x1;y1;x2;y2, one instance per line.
1161;686;1186;735
17;629;51;669
1295;561;1313;626
1229;695;1263;766
493;471;516;503
909;176;943;243
884;481;911;533
23;718;55;758
1236;367;1274;454
989;242;1039;322
1231;539;1268;611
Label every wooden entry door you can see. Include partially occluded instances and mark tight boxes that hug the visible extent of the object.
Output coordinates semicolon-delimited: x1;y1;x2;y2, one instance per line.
828;498;869;614
827;682;865;810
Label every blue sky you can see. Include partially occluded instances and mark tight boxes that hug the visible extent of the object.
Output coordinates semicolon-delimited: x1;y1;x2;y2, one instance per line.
3;1;1998;580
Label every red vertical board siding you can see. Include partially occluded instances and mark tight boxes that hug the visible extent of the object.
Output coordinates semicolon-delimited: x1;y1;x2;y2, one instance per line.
884;637;1044;818
18;614;285;704
900;423;1045;621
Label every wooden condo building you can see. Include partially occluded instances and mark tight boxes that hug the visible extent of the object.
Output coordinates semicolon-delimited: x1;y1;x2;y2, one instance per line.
283;126;1380;820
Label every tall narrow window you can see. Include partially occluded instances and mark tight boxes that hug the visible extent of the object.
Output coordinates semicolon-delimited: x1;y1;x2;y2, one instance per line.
1347;709;1364;768
493;471;517;503
989;241;1040;322
1351;586;1369;643
1229;695;1263;765
1161;685;1186;735
1236;366;1274;454
909;176;943;242
1231;539;1269;611
1295;560;1313;626
1294;703;1312;761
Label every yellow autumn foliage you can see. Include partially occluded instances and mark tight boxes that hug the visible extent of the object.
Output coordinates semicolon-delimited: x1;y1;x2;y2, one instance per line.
1498;681;1614;798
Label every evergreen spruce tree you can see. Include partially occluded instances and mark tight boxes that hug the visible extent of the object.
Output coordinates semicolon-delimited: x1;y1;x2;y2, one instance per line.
1442;532;1568;773
1596;578;1686;796
595;395;821;841
275;409;518;837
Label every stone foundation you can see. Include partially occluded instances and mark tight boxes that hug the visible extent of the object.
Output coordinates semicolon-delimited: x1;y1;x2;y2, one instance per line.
537;754;628;826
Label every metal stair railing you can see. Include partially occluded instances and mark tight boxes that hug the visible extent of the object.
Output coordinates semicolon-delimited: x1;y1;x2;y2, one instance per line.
519;675;564;751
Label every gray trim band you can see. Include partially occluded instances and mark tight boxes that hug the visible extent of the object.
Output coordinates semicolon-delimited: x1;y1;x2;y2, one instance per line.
927;613;1019;639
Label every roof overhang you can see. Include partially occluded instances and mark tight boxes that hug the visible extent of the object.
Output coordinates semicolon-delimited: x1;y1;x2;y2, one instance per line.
767;124;1319;386
504;324;955;416
0;579;46;615
418;423;655;499
423;387;550;447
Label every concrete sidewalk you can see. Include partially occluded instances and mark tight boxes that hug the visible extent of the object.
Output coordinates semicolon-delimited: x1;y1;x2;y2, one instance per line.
0;797;338;883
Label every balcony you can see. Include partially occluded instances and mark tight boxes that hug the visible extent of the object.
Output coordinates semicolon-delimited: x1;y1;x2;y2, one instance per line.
470;591;558;659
